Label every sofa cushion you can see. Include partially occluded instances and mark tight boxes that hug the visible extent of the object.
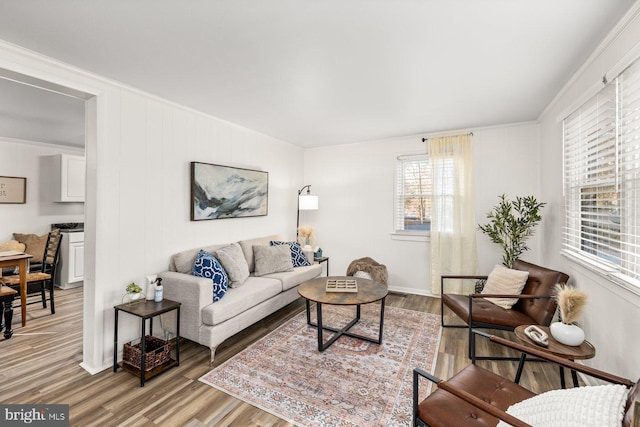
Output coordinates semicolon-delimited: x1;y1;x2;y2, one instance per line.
201;276;282;326
262;263;324;291
171;243;227;274
481;264;529;309
253;245;294;276
215;243;250;287
238;234;285;273
270;240;312;267
192;250;229;302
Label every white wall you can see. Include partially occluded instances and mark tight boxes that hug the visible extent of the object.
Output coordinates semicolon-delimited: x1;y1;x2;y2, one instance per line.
303;122;542;295
0;41;304;373
538;5;640;381
0;137;84;239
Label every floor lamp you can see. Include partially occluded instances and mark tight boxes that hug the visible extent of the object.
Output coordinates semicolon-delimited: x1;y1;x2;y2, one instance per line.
297;185;318;238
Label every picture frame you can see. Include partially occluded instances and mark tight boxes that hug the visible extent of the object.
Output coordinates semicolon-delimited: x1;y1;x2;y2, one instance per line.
191;162;268;221
0;176;26;204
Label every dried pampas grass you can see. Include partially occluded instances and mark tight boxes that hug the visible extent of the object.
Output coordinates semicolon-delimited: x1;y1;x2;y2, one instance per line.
554;283;588;324
297;226;316;246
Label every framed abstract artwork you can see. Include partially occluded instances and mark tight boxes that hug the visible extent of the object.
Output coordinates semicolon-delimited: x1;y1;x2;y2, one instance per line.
191;162;268;221
0;176;26;204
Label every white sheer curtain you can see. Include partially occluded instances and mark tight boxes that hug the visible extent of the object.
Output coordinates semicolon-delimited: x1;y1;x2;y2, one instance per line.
429;134;478;294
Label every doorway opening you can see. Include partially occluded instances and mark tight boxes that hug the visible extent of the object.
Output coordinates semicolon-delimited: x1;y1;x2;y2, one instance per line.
0;67;97;372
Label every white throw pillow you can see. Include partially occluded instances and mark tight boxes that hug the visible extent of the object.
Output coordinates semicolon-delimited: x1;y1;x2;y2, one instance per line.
497;384;629;427
481;264;529;309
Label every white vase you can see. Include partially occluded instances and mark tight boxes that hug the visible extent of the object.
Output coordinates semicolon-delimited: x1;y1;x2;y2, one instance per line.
302;245;314;262
549;321;585;346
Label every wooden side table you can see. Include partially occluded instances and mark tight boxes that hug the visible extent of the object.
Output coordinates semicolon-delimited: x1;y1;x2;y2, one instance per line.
513;325;595;388
113;299;181;387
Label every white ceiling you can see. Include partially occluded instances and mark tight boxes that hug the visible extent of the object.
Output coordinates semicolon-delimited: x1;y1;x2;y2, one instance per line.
0;0;635;148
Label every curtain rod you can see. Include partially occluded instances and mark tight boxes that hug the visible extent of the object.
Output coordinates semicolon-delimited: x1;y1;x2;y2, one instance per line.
421;131;473;142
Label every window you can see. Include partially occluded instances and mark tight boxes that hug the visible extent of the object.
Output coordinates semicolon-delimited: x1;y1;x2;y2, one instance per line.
563;59;640;286
395;155;432;233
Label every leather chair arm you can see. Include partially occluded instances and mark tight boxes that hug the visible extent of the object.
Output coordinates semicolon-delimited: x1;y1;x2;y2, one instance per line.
441;275;488;295
470;293;553;300
413;368;532;427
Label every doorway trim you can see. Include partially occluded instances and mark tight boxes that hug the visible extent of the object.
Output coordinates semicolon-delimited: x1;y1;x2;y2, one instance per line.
0;52;102;373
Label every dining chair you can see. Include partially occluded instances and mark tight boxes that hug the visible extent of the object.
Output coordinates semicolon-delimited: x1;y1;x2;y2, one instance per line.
0;231;63;315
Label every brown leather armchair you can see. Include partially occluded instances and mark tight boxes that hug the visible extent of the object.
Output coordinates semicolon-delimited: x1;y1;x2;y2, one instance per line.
413;331;639;427
441;259;569;360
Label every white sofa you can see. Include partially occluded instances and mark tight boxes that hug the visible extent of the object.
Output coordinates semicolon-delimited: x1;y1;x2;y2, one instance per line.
159;234;322;364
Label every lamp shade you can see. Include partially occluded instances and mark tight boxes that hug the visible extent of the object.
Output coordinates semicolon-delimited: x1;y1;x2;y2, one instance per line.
299;194;319;210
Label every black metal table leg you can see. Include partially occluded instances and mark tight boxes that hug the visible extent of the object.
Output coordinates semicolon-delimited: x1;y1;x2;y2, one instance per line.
514;353;527;383
559;366;566;389
176;306;180;366
140;319;146;387
113;309;119;372
378;297;385;343
309;301;385;352
316;302;324;351
571;368;579;387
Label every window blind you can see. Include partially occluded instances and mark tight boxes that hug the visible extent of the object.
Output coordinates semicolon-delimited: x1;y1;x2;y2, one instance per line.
395;155;431;233
618;60;640;281
563;58;640;285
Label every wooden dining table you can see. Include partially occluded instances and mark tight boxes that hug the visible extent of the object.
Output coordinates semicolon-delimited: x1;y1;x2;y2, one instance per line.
0;252;33;327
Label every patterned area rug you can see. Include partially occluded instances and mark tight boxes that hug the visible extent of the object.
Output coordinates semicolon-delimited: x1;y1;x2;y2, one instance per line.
199;304;442;426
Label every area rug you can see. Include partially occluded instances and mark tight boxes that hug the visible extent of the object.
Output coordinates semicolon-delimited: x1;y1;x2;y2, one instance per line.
199;304;442;427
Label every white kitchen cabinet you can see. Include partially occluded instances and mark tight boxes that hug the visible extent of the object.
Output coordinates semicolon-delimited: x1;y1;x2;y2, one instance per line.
53;154;85;202
56;231;84;289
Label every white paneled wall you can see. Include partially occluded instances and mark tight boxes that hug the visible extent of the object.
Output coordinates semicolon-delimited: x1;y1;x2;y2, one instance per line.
303;122;541;295
0;41;304;373
96;91;304;372
0;137;84;238
538;5;640;380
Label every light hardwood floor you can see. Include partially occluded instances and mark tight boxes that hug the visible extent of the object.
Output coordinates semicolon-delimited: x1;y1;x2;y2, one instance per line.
2;287;566;426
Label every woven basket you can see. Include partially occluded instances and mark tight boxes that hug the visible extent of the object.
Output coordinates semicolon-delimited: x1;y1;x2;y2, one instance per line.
123;335;170;371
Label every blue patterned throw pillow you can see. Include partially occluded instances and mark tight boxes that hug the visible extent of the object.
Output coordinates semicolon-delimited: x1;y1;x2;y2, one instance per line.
193;250;229;301
270;241;312;267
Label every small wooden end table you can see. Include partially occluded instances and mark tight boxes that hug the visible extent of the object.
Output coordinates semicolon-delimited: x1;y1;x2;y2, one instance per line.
298;276;388;352
514;324;595;388
113;299;181;387
314;256;329;275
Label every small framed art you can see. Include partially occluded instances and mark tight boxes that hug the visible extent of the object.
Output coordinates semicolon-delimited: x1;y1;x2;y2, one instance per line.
0;176;26;204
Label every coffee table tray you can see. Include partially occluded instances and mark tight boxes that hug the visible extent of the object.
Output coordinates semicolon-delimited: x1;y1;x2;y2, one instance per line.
326;278;357;292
